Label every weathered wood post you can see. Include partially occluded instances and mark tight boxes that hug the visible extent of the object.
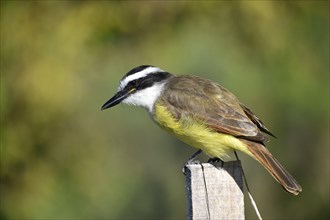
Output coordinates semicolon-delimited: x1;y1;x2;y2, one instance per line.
184;160;244;220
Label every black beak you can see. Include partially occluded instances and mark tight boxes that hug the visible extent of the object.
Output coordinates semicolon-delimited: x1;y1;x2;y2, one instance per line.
101;90;128;110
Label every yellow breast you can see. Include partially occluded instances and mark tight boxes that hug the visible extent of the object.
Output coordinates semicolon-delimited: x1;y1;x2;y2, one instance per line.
152;103;253;159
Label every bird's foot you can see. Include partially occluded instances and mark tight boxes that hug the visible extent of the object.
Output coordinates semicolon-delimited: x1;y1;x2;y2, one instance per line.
207;157;223;163
207;157;224;167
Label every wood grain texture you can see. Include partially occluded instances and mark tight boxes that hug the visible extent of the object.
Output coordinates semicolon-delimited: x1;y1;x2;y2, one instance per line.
185;161;244;220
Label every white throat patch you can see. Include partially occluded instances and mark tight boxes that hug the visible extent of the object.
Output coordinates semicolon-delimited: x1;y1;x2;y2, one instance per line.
122;82;166;113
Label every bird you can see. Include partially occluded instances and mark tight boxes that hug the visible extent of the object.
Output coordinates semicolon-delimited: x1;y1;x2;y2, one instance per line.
101;65;302;195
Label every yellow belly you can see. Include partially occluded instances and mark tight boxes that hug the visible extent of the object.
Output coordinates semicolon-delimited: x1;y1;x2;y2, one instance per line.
153;103;254;159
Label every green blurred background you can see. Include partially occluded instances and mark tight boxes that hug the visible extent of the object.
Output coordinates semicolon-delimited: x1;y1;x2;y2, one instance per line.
1;1;329;219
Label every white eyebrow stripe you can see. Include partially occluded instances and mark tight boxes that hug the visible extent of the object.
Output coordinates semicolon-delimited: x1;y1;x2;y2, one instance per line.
119;67;164;90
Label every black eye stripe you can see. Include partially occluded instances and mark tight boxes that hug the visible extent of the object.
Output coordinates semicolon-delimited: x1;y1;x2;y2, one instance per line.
123;72;171;91
138;72;171;89
125;80;137;91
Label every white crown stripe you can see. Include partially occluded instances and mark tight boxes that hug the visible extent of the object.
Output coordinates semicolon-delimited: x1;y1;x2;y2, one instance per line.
119;67;164;91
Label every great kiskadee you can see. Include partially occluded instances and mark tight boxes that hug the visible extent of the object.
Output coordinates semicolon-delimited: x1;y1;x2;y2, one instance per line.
101;65;302;195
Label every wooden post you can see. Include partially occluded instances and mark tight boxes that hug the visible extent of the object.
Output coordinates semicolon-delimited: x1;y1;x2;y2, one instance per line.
185;160;244;220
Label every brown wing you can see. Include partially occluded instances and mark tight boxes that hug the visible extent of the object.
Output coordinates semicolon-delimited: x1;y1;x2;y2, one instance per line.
161;75;270;143
240;104;276;138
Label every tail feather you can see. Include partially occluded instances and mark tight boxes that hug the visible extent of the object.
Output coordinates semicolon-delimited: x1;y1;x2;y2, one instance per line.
241;139;302;195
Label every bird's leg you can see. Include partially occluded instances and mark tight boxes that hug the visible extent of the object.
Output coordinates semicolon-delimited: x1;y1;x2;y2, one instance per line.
186;149;203;164
182;149;203;175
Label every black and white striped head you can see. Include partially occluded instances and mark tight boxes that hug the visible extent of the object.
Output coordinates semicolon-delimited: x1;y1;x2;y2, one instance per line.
101;65;172;112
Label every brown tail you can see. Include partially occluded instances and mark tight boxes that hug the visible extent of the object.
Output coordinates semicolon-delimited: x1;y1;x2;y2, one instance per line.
240;139;302;195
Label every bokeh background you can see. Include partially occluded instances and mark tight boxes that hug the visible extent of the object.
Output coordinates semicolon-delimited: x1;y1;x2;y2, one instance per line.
1;1;329;219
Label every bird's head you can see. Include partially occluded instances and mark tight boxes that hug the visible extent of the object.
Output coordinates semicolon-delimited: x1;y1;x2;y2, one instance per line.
101;65;172;112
